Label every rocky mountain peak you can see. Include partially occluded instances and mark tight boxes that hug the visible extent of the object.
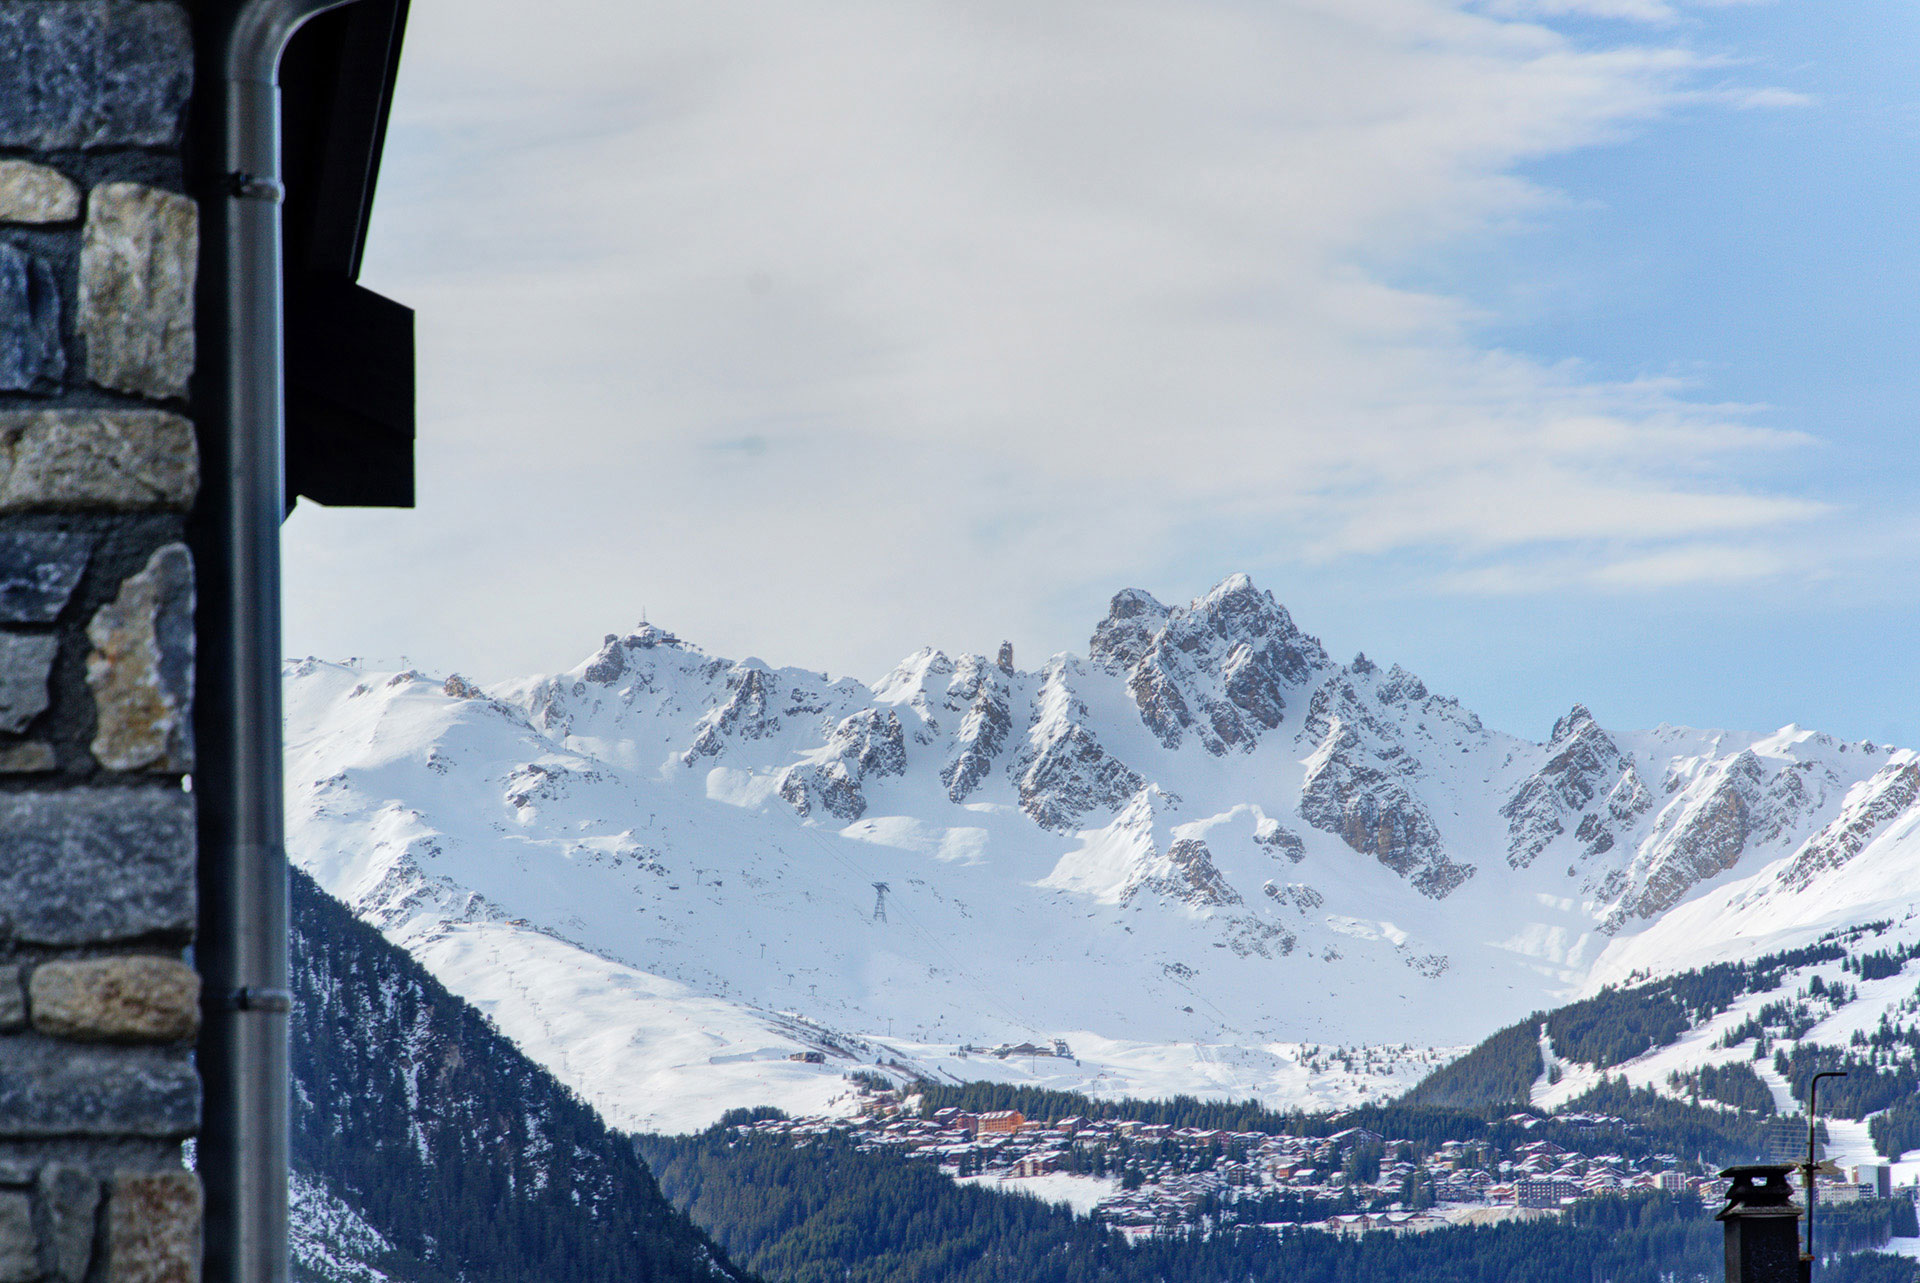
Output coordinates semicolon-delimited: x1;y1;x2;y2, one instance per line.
1500;702;1646;871
1550;703;1598;745
1091;575;1329;757
1088;588;1171;670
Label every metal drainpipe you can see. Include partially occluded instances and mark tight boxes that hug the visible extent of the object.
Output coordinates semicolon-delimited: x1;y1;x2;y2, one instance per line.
196;3;356;1282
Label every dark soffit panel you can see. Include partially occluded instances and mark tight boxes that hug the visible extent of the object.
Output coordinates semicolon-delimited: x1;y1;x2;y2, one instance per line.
279;0;415;509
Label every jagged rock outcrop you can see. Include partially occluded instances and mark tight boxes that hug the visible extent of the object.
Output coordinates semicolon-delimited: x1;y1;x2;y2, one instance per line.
1143;838;1241;907
1263;881;1323;913
776;710;908;822
1090;575;1328;755
1590;748;1830;930
1500;705;1651;869
683;664;780;763
827;708;906;778
1775;755;1920;893
1009;662;1144;831
1254;818;1306;862
941;656;1012;803
1300;721;1473;899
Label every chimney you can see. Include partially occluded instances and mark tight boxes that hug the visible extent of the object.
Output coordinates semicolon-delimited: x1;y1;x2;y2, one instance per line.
1718;1165;1807;1283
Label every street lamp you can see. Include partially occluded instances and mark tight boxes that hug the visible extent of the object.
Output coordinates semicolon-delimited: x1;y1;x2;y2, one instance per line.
1804;1070;1848;1279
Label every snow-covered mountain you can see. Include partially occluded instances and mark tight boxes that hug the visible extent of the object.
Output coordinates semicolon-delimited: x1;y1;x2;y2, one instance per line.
284;575;1920;1132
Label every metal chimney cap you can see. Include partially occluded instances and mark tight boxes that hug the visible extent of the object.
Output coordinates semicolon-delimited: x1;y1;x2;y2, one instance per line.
1719;1165;1799;1210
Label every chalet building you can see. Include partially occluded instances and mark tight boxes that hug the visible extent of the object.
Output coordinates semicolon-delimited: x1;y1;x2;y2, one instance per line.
978;1110;1025;1136
1515;1177;1583;1209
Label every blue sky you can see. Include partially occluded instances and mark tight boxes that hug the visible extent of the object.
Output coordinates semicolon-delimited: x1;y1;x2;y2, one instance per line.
285;0;1920;746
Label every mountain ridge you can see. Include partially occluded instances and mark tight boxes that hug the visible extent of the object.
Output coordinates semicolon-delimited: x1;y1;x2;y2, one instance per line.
284;574;1920;1132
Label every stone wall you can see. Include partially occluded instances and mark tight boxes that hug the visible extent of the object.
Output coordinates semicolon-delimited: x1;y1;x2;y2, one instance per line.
0;3;203;1282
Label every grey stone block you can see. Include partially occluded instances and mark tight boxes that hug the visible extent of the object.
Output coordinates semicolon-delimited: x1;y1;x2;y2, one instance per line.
0;3;192;150
0;530;90;623
0;967;21;1033
80;183;196;399
0;631;57;734
0;160;80;224
0;744;53;775
0;788;194;945
0;1041;196;1137
88;543;193;772
0;410;198;512
37;1165;100;1283
0;242;65;394
0;1191;30;1283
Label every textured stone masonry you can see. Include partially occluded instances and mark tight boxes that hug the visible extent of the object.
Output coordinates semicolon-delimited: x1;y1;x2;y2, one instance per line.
80;183;198;399
30;957;199;1043
0;1041;197;1137
0;973;22;1035
0;530;90;623
0;789;195;945
108;1172;199;1283
0;242;66;393
0;4;204;1275
0;160;80;224
0;410;199;512
0;744;55;775
0;632;57;733
0;3;193;150
0;1192;32;1283
38;1166;101;1283
87;543;194;771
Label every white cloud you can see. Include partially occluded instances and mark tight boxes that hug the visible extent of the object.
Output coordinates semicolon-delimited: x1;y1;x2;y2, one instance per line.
285;0;1835;680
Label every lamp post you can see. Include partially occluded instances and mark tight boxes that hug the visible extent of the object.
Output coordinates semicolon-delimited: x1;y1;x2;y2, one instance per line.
1804;1070;1848;1279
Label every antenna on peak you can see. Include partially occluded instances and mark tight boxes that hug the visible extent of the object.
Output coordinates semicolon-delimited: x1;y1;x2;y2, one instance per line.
871;882;890;923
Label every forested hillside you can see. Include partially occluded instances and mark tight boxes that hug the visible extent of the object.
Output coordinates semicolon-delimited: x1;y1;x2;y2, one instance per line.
289;870;753;1283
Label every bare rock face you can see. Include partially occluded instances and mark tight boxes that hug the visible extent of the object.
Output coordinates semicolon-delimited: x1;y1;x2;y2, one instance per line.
941;657;1011;803
1253;818;1306;862
1500;705;1651;870
1009;663;1144;832
827;708;906;779
86;543;193;772
1300;721;1472;899
1014;722;1143;832
79;182;197;399
1263;881;1323;913
1140;838;1241;908
777;709;907;823
1091;575;1328;756
683;665;779;764
1775;757;1920;893
777;760;866;822
582;635;627;684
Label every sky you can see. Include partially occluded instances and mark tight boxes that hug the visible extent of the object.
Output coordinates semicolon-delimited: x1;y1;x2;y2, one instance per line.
283;0;1920;747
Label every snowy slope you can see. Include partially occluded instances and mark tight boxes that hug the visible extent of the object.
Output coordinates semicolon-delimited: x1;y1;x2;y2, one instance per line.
284;575;1916;1132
